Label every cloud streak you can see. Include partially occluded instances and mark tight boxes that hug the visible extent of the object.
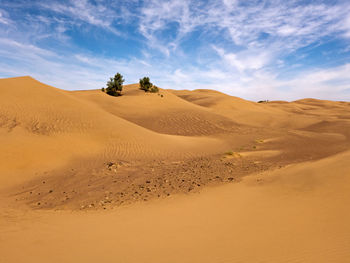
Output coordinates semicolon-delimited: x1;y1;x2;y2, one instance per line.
0;0;350;101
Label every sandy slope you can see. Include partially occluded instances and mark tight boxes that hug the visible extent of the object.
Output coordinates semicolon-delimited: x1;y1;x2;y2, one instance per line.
1;150;349;263
72;84;240;136
1;76;350;262
0;77;228;188
170;89;320;128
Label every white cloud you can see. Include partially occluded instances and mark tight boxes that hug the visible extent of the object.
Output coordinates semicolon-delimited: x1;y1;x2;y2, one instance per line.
1;0;350;102
139;0;350;53
0;9;10;25
39;0;122;35
214;46;271;72
277;25;297;36
1;35;349;102
342;15;350;38
139;0;207;55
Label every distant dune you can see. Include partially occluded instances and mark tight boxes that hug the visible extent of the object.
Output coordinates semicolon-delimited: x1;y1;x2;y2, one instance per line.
1;76;350;263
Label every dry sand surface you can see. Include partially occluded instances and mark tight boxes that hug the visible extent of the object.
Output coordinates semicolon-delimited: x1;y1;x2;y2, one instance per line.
1;76;350;262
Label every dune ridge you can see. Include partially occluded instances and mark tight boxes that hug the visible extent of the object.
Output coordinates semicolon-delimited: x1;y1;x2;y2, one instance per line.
1;76;350;262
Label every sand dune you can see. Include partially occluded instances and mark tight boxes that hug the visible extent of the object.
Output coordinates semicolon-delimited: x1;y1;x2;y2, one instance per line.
1;76;350;262
0;77;228;188
1;150;349;263
73;84;240;136
170;89;322;129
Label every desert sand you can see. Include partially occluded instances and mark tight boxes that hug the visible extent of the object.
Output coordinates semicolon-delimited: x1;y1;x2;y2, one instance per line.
1;76;350;262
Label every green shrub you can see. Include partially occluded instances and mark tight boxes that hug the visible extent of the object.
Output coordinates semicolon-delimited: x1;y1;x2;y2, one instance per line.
105;73;124;96
139;77;159;93
101;87;105;92
150;85;159;93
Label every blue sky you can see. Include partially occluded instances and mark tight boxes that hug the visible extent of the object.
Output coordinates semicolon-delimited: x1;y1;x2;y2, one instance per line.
1;0;350;101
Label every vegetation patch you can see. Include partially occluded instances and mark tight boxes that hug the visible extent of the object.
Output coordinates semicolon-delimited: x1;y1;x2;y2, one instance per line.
102;73;124;96
139;77;159;93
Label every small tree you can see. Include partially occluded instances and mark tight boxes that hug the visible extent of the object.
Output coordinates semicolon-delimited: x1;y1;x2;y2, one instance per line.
106;73;124;96
139;77;158;93
139;77;152;92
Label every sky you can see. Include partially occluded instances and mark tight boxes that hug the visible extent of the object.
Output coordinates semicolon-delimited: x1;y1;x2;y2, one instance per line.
1;0;350;101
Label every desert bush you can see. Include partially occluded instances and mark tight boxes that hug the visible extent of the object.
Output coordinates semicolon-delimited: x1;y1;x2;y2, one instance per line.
150;85;159;93
139;77;159;93
101;87;105;92
105;73;124;96
139;77;152;92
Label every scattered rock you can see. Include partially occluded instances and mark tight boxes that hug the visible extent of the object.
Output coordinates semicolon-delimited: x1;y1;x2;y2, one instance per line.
107;162;114;168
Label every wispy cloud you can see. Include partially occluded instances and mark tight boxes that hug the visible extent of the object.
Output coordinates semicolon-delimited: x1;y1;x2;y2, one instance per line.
0;0;350;101
38;0;122;35
139;1;350;50
0;9;11;25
